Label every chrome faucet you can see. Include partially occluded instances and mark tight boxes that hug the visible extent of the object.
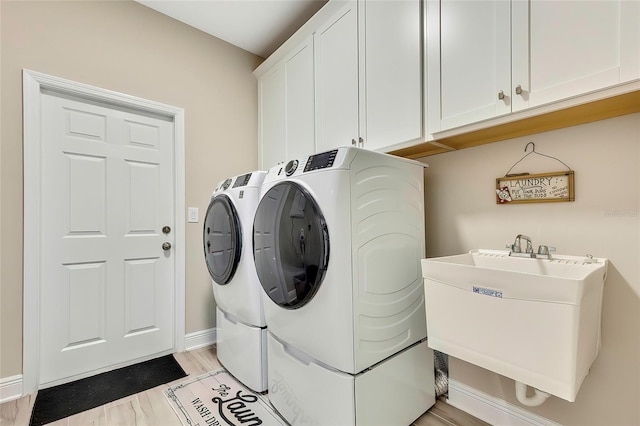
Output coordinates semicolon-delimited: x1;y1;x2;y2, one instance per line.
507;234;535;257
507;235;556;259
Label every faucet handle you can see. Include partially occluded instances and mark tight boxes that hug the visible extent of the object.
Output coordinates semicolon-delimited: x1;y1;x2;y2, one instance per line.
507;242;522;253
537;245;556;256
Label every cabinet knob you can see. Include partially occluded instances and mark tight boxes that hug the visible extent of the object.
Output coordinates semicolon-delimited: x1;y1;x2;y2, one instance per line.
351;138;357;146
515;85;523;95
498;90;505;100
358;137;364;147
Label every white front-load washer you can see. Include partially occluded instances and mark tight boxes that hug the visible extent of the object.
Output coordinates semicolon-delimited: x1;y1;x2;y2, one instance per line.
252;147;435;425
203;171;267;392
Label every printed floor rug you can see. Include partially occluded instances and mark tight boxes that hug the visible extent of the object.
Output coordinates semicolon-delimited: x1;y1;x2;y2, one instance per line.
30;354;187;426
165;369;288;426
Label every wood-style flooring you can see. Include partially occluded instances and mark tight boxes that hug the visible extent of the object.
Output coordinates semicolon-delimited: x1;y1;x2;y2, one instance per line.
0;346;488;426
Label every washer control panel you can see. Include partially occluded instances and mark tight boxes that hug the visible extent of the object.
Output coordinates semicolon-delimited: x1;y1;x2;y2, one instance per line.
232;172;252;188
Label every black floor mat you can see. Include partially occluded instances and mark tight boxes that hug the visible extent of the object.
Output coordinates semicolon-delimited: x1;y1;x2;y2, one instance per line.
29;354;187;426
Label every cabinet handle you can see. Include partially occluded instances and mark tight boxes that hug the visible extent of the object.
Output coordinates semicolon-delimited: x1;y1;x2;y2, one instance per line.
358;137;364;147
515;85;523;95
351;138;357;146
498;90;505;100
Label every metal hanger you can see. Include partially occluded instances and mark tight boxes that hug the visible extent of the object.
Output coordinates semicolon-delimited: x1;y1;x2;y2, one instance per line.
504;142;572;177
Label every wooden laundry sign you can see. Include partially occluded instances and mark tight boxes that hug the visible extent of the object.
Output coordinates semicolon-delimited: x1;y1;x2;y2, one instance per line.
496;171;575;204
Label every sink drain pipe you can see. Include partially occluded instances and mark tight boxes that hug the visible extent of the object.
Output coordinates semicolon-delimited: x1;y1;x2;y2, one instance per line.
515;381;550;406
434;351;448;397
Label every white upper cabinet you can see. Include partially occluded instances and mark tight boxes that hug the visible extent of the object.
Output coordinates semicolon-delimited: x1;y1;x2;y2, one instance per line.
428;0;640;133
256;0;423;165
316;0;423;152
427;0;511;132
285;38;315;160
512;0;640;111
314;1;360;153
258;64;286;169
257;36;315;169
360;0;423;151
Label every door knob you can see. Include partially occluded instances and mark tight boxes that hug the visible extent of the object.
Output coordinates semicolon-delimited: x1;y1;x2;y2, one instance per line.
162;242;172;251
162;226;171;234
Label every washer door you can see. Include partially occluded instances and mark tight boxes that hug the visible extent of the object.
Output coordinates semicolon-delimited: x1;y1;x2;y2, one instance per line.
203;194;242;285
253;182;329;309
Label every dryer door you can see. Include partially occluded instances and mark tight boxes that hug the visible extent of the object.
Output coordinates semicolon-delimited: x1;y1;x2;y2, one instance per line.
253;182;329;309
203;194;242;285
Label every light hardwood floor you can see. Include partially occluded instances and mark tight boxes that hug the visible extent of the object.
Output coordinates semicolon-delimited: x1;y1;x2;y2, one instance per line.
0;346;488;426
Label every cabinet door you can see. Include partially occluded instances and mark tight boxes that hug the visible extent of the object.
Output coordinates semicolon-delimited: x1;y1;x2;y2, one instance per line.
314;1;359;153
361;0;423;150
258;66;286;169
512;0;640;111
285;37;315;159
258;38;315;169
427;0;511;132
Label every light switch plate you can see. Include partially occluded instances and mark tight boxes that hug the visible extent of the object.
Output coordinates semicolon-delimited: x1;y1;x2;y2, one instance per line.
188;207;199;223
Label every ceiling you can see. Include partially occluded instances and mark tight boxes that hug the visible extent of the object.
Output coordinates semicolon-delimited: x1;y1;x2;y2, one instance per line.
136;0;328;59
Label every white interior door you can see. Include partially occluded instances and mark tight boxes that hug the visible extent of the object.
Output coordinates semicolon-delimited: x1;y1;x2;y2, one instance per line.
37;90;176;386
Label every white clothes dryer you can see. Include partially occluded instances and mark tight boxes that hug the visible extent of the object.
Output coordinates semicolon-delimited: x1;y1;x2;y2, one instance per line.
253;147;435;424
203;171;267;392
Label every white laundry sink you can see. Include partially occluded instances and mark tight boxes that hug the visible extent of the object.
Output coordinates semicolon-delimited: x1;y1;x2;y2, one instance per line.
422;249;608;402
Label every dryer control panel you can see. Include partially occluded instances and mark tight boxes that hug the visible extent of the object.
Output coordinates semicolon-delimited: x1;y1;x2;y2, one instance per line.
266;147;358;182
304;149;338;172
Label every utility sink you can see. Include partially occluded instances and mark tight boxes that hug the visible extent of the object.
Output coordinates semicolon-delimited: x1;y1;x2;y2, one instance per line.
422;249;608;402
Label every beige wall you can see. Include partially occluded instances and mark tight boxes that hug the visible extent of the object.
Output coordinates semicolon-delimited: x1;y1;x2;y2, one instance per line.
419;113;640;425
0;0;263;378
3;4;638;424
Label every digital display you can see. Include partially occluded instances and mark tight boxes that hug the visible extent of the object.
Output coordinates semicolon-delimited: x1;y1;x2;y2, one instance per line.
232;173;252;188
304;149;338;172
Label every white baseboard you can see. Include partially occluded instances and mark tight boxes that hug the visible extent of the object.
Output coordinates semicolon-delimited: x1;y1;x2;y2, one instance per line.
448;379;560;426
0;331;216;403
184;328;217;351
0;375;23;403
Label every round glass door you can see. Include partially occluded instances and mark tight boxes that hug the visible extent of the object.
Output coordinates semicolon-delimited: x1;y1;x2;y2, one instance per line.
203;194;242;285
253;182;329;309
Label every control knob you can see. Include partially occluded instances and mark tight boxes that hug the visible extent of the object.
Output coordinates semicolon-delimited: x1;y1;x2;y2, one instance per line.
285;159;299;176
221;178;233;190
